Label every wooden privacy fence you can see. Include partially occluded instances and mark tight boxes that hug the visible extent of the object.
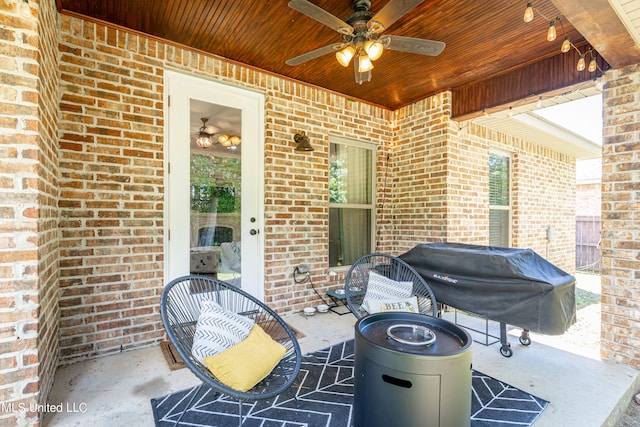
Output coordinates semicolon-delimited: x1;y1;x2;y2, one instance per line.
576;216;601;273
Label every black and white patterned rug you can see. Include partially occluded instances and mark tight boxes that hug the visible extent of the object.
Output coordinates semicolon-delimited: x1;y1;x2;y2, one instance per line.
151;340;548;427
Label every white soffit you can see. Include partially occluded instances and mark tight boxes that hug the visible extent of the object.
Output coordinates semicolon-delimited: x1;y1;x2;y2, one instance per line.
514;113;601;159
470;114;600;160
608;0;640;48
468;89;602;160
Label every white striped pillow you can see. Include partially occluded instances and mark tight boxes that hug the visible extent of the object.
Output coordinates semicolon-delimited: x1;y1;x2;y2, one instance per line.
362;271;413;313
191;300;254;364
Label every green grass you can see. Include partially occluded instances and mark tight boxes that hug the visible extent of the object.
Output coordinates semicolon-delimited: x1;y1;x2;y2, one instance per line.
576;288;601;310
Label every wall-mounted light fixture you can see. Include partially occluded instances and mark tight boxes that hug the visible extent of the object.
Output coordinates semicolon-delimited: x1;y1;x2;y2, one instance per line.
294;132;314;152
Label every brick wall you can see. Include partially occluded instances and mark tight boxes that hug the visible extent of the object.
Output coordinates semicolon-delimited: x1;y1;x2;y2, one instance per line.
391;94;452;253
463;123;576;271
444;122;491;244
1;3;580;398
391;102;575;273
601;65;640;368
511;143;576;271
57;16;167;362
0;0;60;425
56;15;392;359
36;0;60;416
263;83;391;312
1;3;636;423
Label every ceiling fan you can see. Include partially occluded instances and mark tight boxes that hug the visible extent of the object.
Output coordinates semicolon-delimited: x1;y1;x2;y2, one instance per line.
193;117;242;150
286;0;445;84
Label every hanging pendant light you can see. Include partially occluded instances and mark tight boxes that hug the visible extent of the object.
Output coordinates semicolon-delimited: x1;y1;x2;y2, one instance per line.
577;54;586;71
520;4;602;76
546;21;556;41
196;118;213;148
523;3;534;23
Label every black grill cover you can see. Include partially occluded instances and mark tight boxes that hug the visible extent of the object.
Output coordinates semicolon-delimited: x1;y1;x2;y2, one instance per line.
399;242;576;335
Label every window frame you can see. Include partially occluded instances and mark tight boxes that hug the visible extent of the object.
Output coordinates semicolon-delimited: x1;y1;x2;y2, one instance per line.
489;149;512;247
328;136;377;269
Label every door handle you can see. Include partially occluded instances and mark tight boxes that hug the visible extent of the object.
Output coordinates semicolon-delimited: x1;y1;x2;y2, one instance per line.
250;229;259;235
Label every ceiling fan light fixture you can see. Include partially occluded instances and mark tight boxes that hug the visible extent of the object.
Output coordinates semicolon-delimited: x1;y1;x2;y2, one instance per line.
195;117;213;148
196;134;213;148
287;0;446;85
523;2;534;23
336;45;355;67
364;40;383;61
354;67;372;84
218;134;231;147
358;53;374;73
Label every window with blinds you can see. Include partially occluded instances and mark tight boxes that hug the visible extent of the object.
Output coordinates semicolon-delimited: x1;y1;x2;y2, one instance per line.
489;152;511;247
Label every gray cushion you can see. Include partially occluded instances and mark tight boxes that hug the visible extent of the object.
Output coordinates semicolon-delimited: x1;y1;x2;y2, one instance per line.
191;300;254;364
362;271;413;313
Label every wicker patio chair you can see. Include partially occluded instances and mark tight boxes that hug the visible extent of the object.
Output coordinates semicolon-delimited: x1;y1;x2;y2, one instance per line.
345;253;438;319
160;275;302;427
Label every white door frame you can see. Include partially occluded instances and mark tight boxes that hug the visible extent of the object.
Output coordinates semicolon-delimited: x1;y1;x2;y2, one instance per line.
163;69;265;299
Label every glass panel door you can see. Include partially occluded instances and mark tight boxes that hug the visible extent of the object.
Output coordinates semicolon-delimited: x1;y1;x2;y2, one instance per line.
189;99;242;286
165;70;264;299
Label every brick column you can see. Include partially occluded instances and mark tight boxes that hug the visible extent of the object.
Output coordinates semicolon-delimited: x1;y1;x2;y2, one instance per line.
0;0;60;425
601;64;640;368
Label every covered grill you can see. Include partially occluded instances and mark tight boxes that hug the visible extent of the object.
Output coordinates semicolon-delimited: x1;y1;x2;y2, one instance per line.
400;242;576;356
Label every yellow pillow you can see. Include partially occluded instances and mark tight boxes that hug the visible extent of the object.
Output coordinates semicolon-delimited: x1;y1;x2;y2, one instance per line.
203;324;287;392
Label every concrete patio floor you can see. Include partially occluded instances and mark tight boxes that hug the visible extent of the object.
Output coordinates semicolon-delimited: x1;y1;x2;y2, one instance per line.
44;274;639;427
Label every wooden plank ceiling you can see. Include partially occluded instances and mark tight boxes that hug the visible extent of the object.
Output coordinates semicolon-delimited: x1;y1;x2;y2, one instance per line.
56;0;640;116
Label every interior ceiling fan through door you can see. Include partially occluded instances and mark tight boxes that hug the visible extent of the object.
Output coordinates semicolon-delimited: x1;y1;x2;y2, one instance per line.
286;0;445;84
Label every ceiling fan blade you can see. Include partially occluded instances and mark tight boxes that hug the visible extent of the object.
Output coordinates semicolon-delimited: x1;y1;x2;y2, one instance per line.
286;43;342;66
369;0;424;32
288;0;353;34
385;35;445;56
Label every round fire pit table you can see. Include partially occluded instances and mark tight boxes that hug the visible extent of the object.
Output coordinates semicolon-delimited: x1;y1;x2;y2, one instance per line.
354;312;473;427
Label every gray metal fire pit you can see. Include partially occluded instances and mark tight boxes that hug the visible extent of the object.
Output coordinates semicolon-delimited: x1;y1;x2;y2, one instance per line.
354;312;473;427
